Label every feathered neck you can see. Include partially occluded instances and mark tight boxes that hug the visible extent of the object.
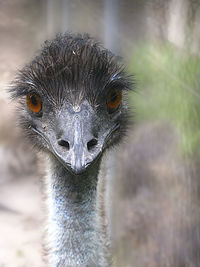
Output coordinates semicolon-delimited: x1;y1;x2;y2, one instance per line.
45;155;110;267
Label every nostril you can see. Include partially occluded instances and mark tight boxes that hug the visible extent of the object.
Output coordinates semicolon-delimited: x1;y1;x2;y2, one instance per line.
87;138;98;151
58;139;70;150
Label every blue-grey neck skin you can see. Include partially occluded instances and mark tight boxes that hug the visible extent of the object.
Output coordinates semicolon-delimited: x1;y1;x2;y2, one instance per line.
45;154;110;267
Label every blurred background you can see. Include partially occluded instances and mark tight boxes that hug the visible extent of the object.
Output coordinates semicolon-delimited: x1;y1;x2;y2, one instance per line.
0;0;200;266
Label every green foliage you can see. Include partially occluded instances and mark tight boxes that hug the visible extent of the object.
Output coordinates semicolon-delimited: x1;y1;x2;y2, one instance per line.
129;42;200;154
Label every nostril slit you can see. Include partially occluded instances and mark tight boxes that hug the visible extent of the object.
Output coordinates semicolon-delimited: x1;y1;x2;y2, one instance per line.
58;139;70;150
87;138;98;151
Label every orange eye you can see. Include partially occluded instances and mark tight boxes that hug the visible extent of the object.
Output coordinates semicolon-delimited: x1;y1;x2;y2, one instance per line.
106;89;122;111
26;93;42;113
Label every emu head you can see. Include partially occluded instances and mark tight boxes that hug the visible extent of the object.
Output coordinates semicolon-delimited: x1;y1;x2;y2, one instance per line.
11;33;133;174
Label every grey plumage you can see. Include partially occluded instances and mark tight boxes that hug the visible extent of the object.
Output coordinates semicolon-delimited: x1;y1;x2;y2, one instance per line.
11;33;133;266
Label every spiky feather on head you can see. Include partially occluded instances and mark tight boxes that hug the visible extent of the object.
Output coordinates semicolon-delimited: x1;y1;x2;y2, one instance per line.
10;33;133;107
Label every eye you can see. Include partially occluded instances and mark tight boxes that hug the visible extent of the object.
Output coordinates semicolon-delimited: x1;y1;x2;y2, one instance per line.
106;89;122;113
26;92;42;113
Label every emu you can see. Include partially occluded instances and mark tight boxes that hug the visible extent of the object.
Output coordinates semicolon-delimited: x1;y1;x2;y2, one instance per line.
11;33;133;266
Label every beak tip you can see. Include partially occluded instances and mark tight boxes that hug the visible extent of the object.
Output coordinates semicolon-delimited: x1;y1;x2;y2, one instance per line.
70;162;88;175
71;167;87;175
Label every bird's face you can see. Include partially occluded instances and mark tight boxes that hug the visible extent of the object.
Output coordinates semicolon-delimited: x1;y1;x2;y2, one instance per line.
12;34;133;175
24;87;126;175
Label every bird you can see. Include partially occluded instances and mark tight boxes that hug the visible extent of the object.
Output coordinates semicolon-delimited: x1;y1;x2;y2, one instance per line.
10;33;133;267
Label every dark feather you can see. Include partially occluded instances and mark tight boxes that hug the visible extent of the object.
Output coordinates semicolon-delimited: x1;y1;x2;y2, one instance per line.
10;32;134;107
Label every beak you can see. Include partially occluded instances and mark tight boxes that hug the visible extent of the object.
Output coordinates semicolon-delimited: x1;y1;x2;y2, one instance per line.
50;109;102;175
69;117;100;174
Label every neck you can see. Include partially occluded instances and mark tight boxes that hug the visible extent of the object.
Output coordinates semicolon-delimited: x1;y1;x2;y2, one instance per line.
45;155;110;267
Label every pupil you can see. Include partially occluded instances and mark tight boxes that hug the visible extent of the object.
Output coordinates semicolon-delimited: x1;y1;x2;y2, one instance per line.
31;95;38;106
110;92;117;103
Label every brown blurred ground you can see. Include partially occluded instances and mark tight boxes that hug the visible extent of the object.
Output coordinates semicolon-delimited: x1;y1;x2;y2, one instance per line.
111;123;200;267
0;1;44;266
